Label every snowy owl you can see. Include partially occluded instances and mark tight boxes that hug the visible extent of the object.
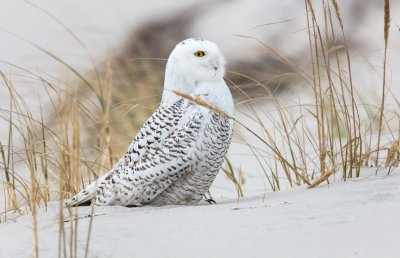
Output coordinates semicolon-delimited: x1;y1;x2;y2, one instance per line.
65;38;234;206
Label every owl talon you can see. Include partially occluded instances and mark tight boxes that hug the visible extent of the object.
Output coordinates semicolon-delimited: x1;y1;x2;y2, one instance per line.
205;198;216;204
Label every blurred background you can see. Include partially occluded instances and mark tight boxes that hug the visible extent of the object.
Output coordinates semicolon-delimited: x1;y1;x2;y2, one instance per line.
0;0;399;203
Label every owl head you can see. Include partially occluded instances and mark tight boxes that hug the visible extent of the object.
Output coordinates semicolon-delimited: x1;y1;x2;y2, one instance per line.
164;38;226;92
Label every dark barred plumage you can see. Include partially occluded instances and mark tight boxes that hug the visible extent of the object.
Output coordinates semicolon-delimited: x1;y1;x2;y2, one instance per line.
65;98;233;206
65;38;234;207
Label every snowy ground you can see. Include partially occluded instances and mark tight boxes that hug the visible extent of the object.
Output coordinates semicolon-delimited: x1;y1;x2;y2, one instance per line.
0;168;398;258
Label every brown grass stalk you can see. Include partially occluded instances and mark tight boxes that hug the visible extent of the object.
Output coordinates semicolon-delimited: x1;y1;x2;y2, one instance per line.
376;0;391;168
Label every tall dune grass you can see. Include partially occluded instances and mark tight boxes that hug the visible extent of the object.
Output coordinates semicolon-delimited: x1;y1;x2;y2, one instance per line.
228;0;398;191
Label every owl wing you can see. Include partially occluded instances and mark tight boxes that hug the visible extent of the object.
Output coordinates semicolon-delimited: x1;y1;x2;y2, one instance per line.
101;109;204;205
65;99;204;206
124;98;186;165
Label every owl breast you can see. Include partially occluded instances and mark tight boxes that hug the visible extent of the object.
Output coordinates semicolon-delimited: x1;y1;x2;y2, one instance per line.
149;110;234;205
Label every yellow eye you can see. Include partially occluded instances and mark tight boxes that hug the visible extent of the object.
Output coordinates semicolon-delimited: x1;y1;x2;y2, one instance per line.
194;51;205;57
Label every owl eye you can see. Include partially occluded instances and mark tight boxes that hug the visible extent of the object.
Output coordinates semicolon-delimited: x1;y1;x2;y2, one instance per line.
194;51;205;57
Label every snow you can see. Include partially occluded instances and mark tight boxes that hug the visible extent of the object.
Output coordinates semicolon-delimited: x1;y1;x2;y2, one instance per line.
0;168;399;258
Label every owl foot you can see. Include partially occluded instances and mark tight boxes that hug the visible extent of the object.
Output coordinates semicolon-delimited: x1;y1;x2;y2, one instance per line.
205;198;217;204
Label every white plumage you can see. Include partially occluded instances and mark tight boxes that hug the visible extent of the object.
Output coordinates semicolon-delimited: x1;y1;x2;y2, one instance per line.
65;38;234;206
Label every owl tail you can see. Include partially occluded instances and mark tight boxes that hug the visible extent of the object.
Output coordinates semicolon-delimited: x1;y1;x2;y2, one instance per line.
64;178;103;207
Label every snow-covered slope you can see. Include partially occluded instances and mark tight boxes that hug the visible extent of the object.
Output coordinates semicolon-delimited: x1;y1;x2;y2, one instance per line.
0;168;398;258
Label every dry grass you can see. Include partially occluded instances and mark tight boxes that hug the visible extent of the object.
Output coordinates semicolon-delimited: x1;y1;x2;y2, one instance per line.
227;0;397;192
0;1;399;257
376;0;391;167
